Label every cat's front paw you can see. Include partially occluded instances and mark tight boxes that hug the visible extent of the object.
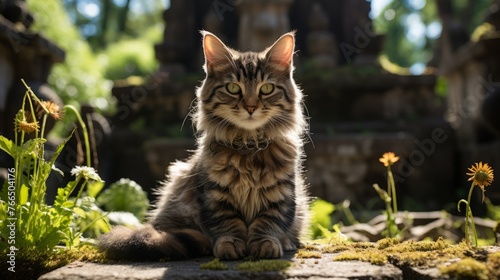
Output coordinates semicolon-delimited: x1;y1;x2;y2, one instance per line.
213;236;246;260
248;237;283;259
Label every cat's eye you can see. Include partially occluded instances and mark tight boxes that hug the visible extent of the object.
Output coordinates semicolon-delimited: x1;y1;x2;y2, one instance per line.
260;83;274;95
226;83;241;94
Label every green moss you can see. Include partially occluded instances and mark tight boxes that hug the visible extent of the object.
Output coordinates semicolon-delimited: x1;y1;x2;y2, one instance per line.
376;238;400;249
384;237;451;253
321;244;351;253
389;251;443;267
295;249;322;259
199;258;229;270
302;244;321;251
487;252;500;278
304;237;496;277
352;241;377;249
236;259;292;272
0;245;106;279
439;258;489;280
329;237;478;270
333;249;388;266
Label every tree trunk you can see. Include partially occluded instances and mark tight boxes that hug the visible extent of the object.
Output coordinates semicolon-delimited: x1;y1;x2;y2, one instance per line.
118;0;132;33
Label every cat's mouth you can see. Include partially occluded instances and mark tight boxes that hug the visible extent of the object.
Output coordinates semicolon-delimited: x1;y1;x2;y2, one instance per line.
238;116;268;130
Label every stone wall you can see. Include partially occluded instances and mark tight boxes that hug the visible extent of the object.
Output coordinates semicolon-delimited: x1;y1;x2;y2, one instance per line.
104;0;452;212
137;119;456;211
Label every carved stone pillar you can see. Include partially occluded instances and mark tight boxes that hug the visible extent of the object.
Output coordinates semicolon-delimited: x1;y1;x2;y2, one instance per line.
306;3;338;69
237;0;292;51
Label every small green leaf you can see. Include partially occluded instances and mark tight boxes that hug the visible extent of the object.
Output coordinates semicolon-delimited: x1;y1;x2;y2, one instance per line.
73;207;86;218
61;200;75;209
87;180;105;198
55;180;79;205
0;135;16;157
49;130;75;168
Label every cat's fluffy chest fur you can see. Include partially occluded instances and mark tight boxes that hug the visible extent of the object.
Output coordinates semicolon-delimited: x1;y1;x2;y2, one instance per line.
202;138;299;221
99;31;309;261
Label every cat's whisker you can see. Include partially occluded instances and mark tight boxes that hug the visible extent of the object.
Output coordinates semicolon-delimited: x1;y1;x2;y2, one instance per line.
181;97;198;133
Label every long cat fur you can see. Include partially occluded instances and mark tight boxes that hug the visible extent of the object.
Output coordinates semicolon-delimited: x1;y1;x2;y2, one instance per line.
98;31;309;261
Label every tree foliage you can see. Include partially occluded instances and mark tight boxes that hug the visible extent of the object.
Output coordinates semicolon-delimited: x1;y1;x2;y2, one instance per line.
373;0;493;69
26;0;166;111
62;0;165;50
26;0;111;111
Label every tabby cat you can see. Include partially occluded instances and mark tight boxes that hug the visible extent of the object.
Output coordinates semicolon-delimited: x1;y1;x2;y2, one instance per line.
98;31;309;260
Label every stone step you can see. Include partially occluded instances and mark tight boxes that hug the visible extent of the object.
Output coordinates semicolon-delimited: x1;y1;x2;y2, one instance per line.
37;244;500;280
38;252;404;280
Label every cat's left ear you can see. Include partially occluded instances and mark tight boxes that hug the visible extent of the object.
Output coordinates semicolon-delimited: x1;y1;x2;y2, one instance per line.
202;31;232;73
265;32;295;71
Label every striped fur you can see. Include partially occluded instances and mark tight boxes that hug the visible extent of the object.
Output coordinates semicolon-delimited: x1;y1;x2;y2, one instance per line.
99;31;309;261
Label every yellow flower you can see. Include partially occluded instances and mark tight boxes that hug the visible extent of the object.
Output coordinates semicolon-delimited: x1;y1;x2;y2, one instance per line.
18;121;39;133
379;152;400;167
14;110;39;134
37;100;63;120
466;162;494;202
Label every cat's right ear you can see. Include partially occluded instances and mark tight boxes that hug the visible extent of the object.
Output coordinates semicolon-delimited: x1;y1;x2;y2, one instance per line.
202;31;232;73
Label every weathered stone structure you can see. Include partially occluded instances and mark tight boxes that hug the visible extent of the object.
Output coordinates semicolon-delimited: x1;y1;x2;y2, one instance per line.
0;0;482;210
106;0;466;211
437;0;500;204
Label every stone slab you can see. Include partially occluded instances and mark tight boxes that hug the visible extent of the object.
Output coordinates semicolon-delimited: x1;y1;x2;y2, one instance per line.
39;252;403;280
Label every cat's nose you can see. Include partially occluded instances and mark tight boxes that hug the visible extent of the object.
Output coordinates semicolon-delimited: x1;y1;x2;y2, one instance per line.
245;105;257;115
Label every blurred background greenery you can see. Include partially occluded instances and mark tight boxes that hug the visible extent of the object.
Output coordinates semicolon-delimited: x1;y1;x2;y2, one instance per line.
25;0;493;115
26;0;165;113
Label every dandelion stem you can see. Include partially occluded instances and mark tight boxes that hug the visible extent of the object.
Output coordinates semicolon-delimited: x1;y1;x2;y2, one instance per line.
21;79;49;115
63;176;82;202
387;167;398;214
40;114;48;139
385;198;394;238
457;199;470;246
341;201;358;225
373;183;397;238
64;105;91;167
466;182;478;246
75;178;87;202
16;131;25;207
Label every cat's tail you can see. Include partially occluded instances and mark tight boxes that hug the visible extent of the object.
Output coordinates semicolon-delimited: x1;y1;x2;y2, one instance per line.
98;224;211;261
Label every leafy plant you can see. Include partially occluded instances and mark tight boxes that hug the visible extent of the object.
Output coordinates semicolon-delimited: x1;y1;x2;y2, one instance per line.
373;152;401;239
97;178;149;221
372;183;399;239
0;81;106;252
309;199;335;240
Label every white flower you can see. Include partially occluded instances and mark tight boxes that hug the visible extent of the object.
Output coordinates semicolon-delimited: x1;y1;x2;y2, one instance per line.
70;166;102;181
